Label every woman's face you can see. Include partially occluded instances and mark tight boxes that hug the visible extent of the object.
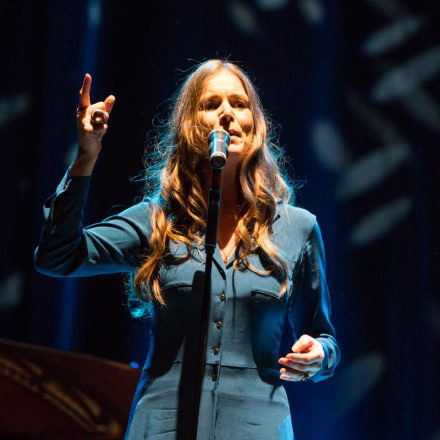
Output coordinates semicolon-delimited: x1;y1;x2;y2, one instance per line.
198;69;254;155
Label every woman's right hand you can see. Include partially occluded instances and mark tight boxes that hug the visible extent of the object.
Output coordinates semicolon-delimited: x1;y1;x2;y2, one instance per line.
72;73;115;176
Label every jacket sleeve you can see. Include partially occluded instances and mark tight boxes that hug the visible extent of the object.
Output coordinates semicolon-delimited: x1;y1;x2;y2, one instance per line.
34;169;150;277
288;222;340;383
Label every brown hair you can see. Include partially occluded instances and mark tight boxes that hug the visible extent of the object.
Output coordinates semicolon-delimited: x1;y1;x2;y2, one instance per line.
130;59;293;314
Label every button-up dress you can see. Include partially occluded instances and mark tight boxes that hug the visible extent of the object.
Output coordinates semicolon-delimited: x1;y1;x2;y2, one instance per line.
34;171;340;440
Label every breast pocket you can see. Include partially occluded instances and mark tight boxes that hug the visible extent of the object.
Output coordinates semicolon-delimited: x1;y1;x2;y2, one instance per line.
250;283;287;319
251;288;283;302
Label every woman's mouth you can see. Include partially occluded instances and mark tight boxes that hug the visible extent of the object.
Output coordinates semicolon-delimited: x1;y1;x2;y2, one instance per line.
228;130;241;140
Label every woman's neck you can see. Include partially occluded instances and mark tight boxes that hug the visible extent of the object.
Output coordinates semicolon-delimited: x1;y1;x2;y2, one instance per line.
202;155;243;249
202;155;242;214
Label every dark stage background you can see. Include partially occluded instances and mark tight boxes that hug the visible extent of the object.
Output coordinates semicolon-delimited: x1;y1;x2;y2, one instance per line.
1;1;439;439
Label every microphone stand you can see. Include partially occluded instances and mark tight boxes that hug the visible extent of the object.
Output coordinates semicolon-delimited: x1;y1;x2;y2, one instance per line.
190;127;230;439
191;167;222;440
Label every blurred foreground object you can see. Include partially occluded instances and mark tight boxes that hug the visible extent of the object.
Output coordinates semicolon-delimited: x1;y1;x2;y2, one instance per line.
0;339;140;439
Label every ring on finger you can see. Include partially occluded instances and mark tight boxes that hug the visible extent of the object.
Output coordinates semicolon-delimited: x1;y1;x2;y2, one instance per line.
91;109;107;127
300;372;309;382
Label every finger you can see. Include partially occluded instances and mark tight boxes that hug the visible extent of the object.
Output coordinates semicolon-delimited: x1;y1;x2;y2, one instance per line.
279;358;322;371
87;97;114;126
279;355;316;367
283;365;321;376
279;367;304;382
292;335;314;353
104;95;116;113
285;349;324;364
78;73;92;111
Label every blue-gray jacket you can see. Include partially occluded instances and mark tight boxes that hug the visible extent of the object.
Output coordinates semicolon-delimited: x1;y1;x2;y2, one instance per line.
35;171;340;440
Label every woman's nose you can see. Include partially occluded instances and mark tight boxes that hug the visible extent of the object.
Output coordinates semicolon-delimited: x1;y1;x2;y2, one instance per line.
219;100;233;124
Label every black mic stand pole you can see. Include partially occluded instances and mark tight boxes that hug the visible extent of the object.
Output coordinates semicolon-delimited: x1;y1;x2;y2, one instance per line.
191;168;222;440
191;130;228;440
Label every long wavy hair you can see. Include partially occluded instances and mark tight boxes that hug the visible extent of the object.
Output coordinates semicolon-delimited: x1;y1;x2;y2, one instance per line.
129;59;294;315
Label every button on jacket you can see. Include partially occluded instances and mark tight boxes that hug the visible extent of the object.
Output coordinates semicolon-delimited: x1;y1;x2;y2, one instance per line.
34;170;340;440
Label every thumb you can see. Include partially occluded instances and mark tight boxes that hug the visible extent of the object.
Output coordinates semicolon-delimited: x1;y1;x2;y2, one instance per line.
292;334;314;353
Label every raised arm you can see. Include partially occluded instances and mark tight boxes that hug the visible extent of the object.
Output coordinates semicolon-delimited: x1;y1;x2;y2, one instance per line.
34;75;149;277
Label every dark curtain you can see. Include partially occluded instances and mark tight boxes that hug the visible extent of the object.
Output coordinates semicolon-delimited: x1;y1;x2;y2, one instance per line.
1;1;439;439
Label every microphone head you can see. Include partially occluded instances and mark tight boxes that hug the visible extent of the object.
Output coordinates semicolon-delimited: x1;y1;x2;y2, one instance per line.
208;129;231;170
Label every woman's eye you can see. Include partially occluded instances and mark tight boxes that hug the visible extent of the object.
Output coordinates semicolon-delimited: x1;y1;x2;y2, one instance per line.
202;101;216;110
234;101;248;108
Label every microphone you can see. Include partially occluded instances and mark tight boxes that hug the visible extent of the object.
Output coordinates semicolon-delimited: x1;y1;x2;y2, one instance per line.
208;129;230;170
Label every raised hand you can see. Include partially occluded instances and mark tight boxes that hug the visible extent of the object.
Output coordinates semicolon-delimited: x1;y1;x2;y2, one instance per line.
72;73;115;176
278;334;325;382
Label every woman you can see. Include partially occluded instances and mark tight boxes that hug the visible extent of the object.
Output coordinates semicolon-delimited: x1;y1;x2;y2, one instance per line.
35;60;340;439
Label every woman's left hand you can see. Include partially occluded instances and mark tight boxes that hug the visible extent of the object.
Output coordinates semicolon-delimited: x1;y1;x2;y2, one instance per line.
278;334;325;381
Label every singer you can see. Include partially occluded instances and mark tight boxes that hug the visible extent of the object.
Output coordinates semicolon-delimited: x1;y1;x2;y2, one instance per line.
34;59;340;439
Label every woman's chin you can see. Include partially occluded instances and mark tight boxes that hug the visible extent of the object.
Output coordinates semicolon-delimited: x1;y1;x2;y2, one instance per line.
227;143;245;155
